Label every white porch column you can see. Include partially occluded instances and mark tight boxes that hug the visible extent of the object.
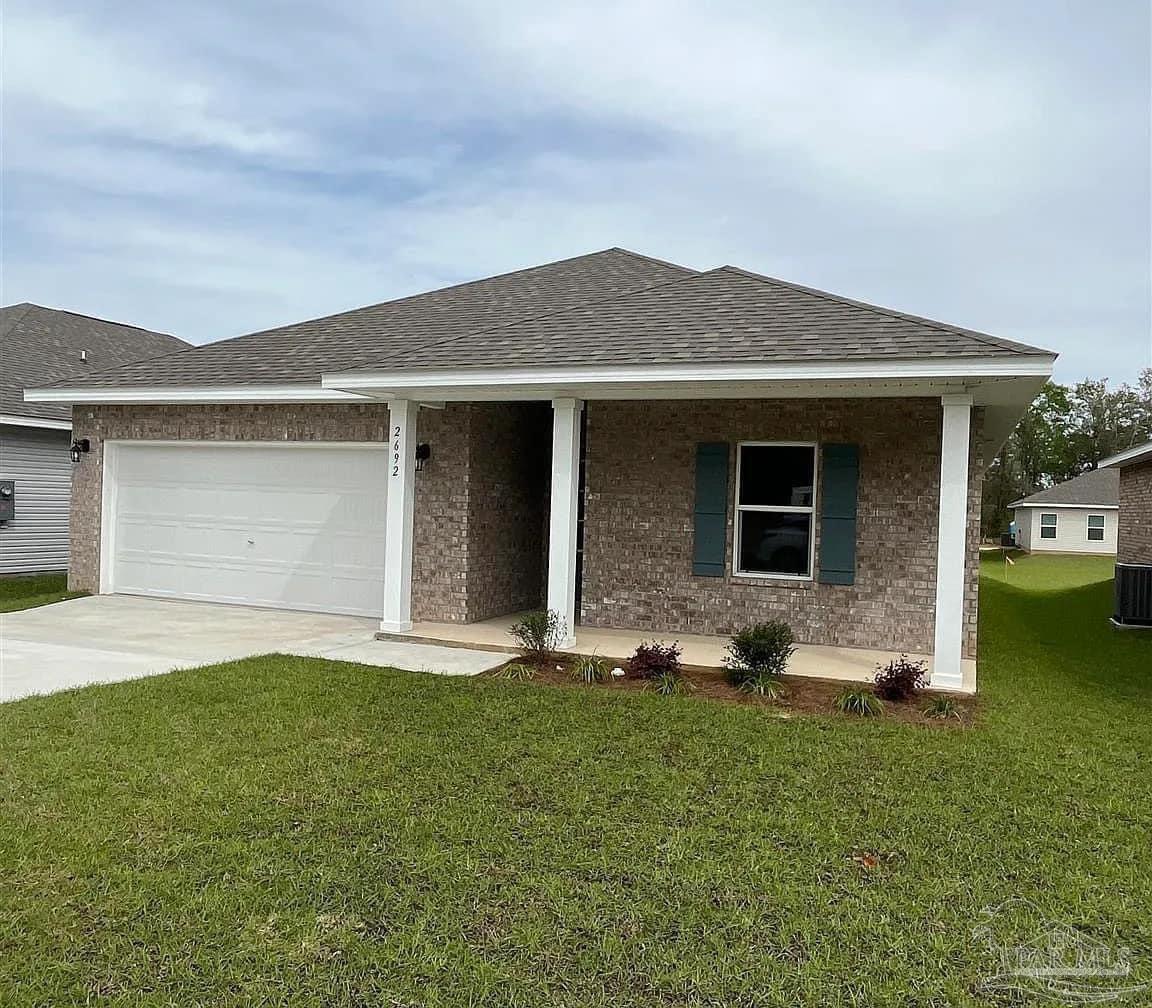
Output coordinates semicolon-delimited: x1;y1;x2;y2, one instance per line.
932;394;973;690
546;397;583;647
381;399;418;633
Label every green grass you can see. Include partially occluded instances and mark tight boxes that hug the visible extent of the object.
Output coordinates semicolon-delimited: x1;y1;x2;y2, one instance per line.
1;556;1149;1006
0;572;87;613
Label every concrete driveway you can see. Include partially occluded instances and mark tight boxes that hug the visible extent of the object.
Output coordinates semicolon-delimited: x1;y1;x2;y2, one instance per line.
0;595;509;703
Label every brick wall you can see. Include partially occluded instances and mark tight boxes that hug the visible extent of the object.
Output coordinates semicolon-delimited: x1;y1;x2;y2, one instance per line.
69;401;548;623
580;399;983;658
1117;460;1152;565
463;403;550;621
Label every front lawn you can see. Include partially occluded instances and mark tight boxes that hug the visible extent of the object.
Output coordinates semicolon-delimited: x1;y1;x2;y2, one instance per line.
0;572;87;613
1;555;1149;1006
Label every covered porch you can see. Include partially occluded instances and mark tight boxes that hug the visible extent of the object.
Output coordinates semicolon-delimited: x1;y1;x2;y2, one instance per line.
338;359;1051;697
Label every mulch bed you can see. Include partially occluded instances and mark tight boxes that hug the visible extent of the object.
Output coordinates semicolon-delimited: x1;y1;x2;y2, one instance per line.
485;654;978;727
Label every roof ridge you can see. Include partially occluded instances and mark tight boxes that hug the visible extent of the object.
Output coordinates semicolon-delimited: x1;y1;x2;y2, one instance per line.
714;265;1056;357
9;302;180;339
205;248;691;350
605;247;698;274
344;264;708;372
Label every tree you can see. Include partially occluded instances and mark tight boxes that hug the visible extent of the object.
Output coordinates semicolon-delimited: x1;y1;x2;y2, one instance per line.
980;369;1152;538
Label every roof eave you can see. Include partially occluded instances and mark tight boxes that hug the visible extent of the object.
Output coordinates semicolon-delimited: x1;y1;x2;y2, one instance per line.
1099;442;1152;469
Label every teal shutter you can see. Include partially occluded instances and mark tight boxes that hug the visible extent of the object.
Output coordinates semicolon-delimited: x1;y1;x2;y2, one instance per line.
819;443;859;585
693;442;729;576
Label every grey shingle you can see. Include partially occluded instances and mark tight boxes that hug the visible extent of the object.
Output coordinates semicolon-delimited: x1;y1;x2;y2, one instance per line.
2;305;189;421
52;249;692;389
1010;468;1120;508
39;248;1054;393
362;265;1051;372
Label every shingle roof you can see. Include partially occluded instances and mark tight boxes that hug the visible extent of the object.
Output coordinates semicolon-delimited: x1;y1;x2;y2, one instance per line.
1;305;188;422
1010;468;1120;508
53;249;692;389
357;265;1047;372
38;247;1054;393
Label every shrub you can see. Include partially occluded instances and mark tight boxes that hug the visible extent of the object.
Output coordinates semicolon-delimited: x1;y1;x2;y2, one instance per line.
737;669;786;699
647;669;691;697
834;688;885;717
510;610;565;655
923;695;964;721
873;655;929;701
725;622;796;687
627;641;682;681
571;654;610;684
496;662;536;681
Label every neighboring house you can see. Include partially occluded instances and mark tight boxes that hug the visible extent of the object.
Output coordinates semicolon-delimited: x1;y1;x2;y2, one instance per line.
1100;441;1152;627
1008;469;1120;555
25;249;1057;691
1;305;188;574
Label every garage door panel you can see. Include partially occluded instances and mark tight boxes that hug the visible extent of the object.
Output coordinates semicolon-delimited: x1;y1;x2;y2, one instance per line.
110;444;387;617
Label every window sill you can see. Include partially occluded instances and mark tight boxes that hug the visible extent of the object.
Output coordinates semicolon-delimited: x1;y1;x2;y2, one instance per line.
731;572;814;585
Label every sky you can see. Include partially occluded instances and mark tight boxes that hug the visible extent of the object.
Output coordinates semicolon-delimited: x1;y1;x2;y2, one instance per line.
3;0;1150;384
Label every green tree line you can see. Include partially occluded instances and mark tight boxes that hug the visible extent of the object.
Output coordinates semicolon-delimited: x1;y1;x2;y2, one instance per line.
982;368;1152;537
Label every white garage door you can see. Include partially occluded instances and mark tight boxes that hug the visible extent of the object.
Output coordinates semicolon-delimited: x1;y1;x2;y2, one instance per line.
108;442;387;617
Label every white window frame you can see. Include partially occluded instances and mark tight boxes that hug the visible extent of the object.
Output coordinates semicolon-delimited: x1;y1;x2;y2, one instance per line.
1087;514;1106;542
1039;513;1058;539
732;440;818;581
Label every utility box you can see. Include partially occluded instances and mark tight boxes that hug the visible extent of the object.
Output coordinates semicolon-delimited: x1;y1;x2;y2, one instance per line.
0;480;14;522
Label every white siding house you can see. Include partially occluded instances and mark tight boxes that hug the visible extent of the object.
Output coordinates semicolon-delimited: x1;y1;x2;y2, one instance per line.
1010;468;1120;556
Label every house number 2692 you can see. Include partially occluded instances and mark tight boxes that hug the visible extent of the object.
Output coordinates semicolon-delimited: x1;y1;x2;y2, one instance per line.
392;426;401;477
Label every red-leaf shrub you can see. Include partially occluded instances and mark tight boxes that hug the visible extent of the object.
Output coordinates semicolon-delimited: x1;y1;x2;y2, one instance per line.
627;641;682;680
873;655;929;701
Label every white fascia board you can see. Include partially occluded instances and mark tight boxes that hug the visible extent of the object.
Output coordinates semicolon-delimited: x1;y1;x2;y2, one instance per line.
1099;442;1152;469
0;413;72;430
24;384;371;404
1010;503;1119;511
322;355;1056;392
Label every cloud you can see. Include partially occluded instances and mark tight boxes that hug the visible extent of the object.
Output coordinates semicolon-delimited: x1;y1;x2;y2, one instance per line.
2;0;1149;382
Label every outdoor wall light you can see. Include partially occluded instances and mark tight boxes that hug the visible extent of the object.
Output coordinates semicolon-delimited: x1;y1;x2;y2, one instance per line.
70;438;90;463
415;443;431;472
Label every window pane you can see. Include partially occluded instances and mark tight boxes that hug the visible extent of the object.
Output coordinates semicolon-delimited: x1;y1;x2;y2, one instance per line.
739;445;815;507
1040;513;1057;526
1088;515;1105;528
738;511;811;575
1088;528;1104;541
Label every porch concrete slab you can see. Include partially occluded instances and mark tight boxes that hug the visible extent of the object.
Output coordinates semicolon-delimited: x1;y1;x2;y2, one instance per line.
1;595;505;703
387;615;978;693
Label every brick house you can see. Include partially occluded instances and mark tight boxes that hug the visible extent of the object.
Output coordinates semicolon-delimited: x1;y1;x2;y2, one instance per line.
1100;441;1152;627
25;249;1057;691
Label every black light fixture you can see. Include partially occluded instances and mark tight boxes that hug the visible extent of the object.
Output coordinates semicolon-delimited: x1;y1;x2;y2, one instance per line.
415;443;431;472
70;438;90;463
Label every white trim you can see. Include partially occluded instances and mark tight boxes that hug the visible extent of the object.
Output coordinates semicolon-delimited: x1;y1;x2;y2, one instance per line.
1011;502;1118;510
380;401;417;634
732;441;817;580
323;355;1055;391
99;441;120;594
1099;442;1152;469
0;413;72;430
1087;514;1106;542
931;395;972;690
546;398;583;647
24;384;372;404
